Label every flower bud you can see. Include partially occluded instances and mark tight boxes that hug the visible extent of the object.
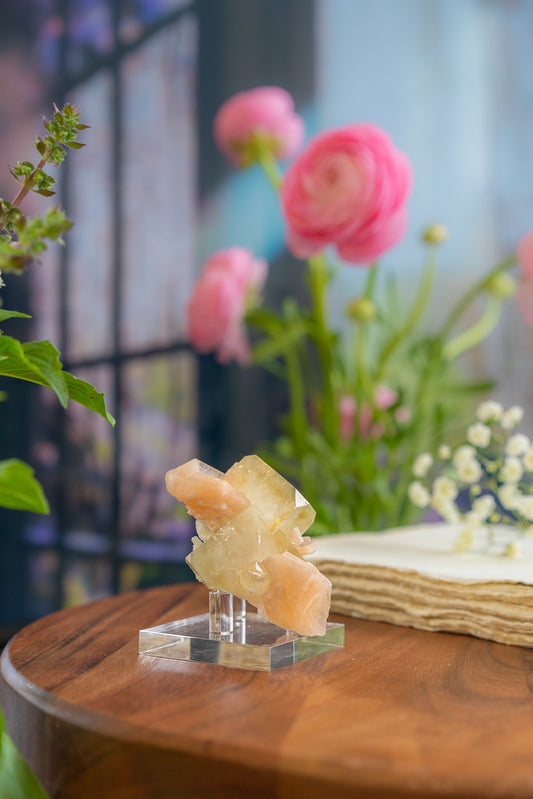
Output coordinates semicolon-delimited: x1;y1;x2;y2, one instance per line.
422;224;449;245
485;271;516;298
346;297;377;322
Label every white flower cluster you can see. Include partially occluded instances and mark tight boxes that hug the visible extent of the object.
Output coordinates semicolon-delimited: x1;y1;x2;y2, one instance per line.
408;400;533;557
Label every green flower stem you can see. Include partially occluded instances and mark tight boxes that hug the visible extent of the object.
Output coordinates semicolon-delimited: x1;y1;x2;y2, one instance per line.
355;263;378;400
376;249;436;380
443;294;504;361
0;143;60;231
308;253;337;445
439;254;516;339
8;159;47;212
396;336;443;525
256;146;283;191
285;346;307;457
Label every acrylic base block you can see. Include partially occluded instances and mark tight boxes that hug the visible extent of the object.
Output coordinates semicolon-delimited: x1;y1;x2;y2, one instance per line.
139;612;344;671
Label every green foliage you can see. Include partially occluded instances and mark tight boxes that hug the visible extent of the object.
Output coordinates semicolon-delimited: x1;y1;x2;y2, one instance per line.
248;244;515;534
0;103;110;797
0;332;115;423
63;372;115;425
0;208;73;273
0;103;86;274
0;710;49;799
0;104;113;525
0;460;49;514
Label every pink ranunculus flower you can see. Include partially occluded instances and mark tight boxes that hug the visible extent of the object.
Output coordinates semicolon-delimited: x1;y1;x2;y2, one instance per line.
213;87;304;168
187;248;267;365
281;123;412;265
516;232;533;326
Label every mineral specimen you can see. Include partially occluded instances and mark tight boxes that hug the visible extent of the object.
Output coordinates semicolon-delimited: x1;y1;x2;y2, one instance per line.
165;454;332;636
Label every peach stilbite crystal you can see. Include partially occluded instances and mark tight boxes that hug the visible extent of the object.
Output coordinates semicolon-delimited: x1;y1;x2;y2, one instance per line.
165;458;250;528
165;454;331;636
260;553;332;635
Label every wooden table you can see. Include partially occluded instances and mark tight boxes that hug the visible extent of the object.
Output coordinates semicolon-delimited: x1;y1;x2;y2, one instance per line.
2;583;533;799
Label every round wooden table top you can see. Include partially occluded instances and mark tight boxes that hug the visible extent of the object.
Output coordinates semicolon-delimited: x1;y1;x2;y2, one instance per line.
2;582;533;799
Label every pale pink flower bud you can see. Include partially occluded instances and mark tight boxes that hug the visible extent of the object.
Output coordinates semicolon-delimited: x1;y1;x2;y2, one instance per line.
214;87;304;168
394;406;411;425
339;395;356;441
187;248;267;365
374;384;398;410
281;123;412;265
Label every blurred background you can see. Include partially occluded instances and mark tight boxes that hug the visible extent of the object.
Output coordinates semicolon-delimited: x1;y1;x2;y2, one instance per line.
0;0;532;633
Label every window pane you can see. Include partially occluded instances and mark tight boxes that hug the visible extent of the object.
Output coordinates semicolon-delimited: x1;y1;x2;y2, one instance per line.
30;246;61;345
63;555;112;606
64;365;114;539
120;559;192;593
67;74;114;360
119;0;194;44
67;0;113;75
26;549;59;619
121;16;197;350
119;352;197;546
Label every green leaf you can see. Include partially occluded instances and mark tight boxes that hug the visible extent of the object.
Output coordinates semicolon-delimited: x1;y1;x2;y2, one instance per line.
0;459;49;514
0;710;49;798
252;322;307;365
0;310;32;322
0;338;114;423
63;372;116;425
246;307;283;335
0;338;69;408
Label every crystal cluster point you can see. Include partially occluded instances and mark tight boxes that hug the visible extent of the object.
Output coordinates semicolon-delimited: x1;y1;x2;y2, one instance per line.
165;454;332;636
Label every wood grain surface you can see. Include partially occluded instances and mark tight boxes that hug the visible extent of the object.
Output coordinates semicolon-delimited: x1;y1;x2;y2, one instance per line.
2;583;533;798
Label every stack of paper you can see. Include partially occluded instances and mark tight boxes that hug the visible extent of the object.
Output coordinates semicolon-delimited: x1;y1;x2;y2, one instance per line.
311;524;533;647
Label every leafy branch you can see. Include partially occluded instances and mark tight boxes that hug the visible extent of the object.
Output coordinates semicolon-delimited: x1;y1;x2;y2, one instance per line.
0;104;88;275
0;104;114;521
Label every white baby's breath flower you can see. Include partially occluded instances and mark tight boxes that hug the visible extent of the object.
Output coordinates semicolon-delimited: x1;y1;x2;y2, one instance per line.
504;541;522;559
472;494;495;521
523;447;533;472
432;475;458;501
408;481;431;509
452;445;476;468
466;422;491;448
505;433;530;457
456;458;482;484
498;484;520;510
501;405;524;430
516;495;533;522
463;509;485;528
431;494;460;523
438;444;451;460
499;456;524;484
454;528;475;553
412;452;433;478
476;400;503;423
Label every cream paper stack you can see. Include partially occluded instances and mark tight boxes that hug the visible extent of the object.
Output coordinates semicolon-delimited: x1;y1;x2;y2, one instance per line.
311;523;533;647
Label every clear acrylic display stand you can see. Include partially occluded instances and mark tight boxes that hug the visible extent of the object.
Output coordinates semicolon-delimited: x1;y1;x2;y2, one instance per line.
139;590;344;671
